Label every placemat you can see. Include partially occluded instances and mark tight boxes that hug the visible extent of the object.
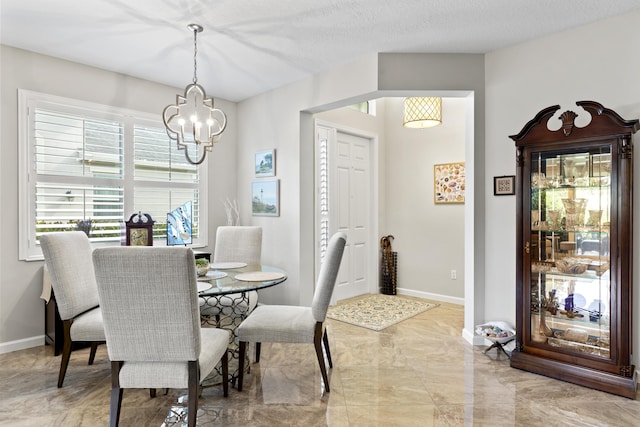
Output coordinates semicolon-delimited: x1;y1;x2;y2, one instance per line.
197;282;212;293
234;271;285;282
209;262;247;270
199;271;227;281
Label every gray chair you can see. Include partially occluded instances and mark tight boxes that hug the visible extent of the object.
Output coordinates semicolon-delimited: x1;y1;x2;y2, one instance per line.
93;246;230;427
213;226;262;265
236;232;346;392
40;231;105;388
201;226;262;320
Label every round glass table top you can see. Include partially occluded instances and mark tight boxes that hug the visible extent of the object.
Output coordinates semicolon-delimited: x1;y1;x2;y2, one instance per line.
198;264;287;296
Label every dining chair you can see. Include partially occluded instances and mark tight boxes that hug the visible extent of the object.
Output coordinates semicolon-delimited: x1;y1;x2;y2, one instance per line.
236;232;346;392
200;226;262;321
40;231;106;388
93;246;230;427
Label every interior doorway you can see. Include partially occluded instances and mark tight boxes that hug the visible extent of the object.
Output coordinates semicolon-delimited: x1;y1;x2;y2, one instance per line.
315;121;378;302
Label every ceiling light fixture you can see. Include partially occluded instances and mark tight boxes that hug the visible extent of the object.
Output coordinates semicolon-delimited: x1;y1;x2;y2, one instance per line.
163;24;227;165
403;97;442;128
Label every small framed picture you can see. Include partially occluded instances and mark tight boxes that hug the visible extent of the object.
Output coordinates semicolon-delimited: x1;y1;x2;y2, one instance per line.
494;175;515;196
255;149;276;177
252;179;279;216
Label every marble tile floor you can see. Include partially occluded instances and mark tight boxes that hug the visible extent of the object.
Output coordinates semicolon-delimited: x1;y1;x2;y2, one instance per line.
1;298;640;426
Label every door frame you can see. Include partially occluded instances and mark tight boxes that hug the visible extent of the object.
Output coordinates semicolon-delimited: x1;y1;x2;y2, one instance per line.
314;119;379;302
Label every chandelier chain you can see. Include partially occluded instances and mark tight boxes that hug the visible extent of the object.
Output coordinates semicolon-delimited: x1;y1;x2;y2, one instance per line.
192;26;198;84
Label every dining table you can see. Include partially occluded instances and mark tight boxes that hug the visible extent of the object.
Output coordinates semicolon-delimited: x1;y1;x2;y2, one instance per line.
197;262;287;386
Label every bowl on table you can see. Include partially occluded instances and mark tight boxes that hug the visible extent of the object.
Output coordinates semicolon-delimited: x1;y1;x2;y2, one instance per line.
475;321;515;343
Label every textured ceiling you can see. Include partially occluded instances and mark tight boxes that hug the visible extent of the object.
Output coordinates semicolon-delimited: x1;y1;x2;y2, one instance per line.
2;0;639;101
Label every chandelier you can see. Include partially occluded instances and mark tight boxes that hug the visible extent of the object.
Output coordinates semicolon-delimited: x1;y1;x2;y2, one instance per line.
403;97;442;128
163;24;227;165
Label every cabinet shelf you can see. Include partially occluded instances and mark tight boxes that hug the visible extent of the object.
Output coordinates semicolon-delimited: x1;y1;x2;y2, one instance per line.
531;314;610;357
533;184;611;192
532;269;609;281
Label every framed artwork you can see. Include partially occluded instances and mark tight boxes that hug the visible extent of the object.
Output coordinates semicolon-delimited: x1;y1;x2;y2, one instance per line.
434;162;465;204
255;149;276;177
252;179;279;216
494;175;516;196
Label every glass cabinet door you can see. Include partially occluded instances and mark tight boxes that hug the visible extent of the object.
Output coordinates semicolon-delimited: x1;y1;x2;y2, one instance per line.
527;147;611;359
511;101;637;398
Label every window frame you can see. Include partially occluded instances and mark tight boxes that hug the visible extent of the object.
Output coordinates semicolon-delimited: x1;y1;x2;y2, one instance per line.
18;89;208;261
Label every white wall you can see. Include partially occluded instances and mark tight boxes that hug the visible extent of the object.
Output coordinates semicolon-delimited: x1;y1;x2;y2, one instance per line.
484;11;640;360
0;46;237;351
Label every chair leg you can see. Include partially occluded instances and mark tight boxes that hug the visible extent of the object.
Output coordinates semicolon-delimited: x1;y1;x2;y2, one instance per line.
314;323;330;392
255;342;261;363
151;388;169;397
110;361;123;427
58;320;73;388
222;350;229;397
110;387;123;427
88;342;99;365
237;341;246;392
187;361;199;427
323;329;333;369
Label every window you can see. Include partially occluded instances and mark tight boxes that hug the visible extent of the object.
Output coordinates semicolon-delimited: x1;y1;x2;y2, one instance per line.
19;90;208;260
346;100;376;116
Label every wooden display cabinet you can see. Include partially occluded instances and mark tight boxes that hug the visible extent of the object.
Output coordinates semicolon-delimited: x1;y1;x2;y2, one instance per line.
509;101;638;398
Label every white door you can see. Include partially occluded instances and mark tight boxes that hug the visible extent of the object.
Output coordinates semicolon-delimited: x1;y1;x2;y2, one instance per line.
316;123;373;302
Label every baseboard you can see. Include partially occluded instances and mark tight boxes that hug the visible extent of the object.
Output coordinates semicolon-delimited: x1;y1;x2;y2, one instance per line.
0;335;44;354
462;327;488;345
396;288;464;305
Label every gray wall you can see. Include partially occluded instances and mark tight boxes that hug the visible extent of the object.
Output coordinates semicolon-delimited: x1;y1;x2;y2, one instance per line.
0;46;237;350
383;97;466;301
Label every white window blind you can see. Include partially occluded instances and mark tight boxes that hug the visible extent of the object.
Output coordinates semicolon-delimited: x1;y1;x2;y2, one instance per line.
19;90;207;260
317;127;330;263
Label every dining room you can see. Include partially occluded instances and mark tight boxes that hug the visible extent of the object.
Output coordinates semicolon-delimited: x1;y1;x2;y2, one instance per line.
3;3;640;426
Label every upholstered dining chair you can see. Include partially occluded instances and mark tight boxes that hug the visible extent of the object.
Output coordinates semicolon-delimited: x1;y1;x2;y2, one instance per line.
93;246;230;427
236;232;346;392
200;226;262;321
40;231;105;388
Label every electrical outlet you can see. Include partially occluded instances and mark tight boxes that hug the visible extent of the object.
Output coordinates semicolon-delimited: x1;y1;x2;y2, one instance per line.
450;270;457;280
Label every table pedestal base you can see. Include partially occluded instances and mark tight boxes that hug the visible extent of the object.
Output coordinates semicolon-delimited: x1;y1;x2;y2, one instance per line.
482;340;513;359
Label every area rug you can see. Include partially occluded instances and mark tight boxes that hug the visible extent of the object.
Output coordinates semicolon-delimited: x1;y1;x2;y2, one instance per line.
327;294;439;331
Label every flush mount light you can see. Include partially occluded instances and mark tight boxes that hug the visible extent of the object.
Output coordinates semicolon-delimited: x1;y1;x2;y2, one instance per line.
403;97;442;128
162;24;227;165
